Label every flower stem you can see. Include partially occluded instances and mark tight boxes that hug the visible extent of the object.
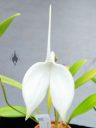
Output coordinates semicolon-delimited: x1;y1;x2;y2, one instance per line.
35;107;41;114
0;79;38;123
54;108;59;128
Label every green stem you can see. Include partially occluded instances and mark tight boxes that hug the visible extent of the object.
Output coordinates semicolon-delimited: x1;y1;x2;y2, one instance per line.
54;108;59;128
35;107;41;114
0;79;38;123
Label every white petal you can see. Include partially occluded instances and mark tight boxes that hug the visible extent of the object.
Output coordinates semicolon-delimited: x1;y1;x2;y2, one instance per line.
50;63;75;121
22;62;50;119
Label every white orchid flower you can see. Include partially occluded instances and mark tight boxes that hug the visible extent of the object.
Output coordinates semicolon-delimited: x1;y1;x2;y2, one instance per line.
22;5;75;121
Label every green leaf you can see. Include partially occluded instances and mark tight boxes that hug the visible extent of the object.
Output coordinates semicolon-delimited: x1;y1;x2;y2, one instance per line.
0;106;25;117
0;75;22;89
68;94;96;123
75;69;96;89
69;59;87;76
0;13;21;37
47;88;52;114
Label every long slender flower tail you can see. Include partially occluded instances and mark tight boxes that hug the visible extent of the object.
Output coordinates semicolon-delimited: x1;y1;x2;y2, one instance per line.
46;4;52;61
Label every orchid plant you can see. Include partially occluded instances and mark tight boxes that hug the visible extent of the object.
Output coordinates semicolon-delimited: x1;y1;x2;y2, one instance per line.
0;7;96;127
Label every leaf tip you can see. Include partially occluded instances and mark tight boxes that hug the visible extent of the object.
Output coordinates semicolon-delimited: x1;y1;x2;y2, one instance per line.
15;13;21;17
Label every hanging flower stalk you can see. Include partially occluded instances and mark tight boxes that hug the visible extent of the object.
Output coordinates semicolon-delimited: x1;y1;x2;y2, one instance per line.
22;5;75;123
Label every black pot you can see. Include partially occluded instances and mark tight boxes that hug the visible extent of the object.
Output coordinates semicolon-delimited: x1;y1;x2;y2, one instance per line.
0;117;94;128
70;124;93;128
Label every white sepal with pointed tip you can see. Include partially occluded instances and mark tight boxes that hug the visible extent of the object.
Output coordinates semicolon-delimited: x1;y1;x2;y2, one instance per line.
22;62;50;119
50;63;74;121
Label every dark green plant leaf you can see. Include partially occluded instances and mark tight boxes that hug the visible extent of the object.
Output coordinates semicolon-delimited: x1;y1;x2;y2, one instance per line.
75;69;96;89
0;75;21;89
0;13;20;37
68;94;96;123
69;59;87;76
0;106;25;117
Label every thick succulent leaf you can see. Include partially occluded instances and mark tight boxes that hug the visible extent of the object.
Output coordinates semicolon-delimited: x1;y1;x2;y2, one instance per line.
0;106;25;117
69;59;87;76
47;88;52;114
75;69;96;89
0;13;20;37
68;94;96;123
0;75;21;89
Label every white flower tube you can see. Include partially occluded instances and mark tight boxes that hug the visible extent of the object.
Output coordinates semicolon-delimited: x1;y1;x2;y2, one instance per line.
22;5;75;121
